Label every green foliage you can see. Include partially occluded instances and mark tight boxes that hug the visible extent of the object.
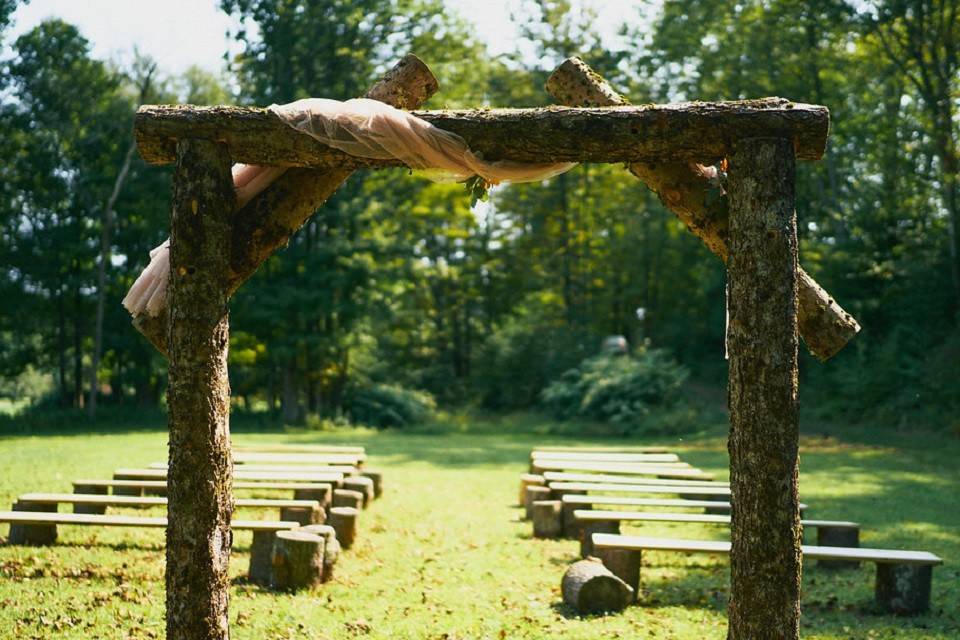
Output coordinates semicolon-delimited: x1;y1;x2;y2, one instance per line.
348;383;436;429
541;349;691;432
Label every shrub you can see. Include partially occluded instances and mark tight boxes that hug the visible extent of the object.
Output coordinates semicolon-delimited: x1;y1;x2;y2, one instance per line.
540;348;690;433
348;383;436;429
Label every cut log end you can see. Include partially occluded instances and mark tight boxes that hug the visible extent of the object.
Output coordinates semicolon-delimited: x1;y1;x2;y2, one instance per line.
329;506;359;549
561;557;633;615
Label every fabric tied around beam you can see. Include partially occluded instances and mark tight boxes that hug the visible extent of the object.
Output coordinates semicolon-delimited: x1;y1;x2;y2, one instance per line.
122;98;574;318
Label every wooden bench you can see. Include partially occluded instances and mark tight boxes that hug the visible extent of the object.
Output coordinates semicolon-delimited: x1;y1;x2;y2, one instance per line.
233;452;365;465
533;461;714;481
147;461;356;474
558;494;810;538
233;444;366;454
543;471;729;487
575;510;857;557
591;533;943;614
0;510;301;583
533;446;670;453
549;481;730;497
72;479;335;504
15;493;324;525
531;452;680;463
114;468;348;483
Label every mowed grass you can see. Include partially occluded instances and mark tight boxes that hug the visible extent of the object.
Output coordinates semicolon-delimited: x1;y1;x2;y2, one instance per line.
0;416;958;639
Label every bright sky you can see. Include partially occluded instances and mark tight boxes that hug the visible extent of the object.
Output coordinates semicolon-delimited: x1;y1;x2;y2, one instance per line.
8;0;647;75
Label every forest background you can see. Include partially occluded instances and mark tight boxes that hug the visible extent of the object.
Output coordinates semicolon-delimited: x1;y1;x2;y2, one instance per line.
1;0;957;436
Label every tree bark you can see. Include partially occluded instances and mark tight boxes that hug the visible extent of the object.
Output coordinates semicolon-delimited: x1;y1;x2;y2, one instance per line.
132;54;439;354
166;138;235;640
726;137;801;639
545;56;860;362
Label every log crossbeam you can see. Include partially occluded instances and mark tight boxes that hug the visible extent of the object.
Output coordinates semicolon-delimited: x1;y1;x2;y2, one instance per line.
134;98;830;169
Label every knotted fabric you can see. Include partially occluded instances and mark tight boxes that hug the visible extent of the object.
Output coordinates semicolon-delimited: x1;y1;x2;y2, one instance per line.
123;98;575;318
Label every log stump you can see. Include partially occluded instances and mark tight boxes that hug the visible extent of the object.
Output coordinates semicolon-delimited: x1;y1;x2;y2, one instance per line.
301;524;340;582
294;485;332;509
73;484;108;515
532;500;563;539
271;530;325;591
596;547;641;602
329;506;359;549
8;502;58;545
333;489;364;510
875;564;933;614
361;470;383;498
816;524;860;569
524;485;551;520
280;505;324;526
519;474;545;506
248;530;277;585
580;520;620;558
343;477;375;507
561;557;633;615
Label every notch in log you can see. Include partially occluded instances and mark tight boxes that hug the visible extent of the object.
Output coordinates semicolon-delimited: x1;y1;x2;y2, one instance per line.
545;57;860;361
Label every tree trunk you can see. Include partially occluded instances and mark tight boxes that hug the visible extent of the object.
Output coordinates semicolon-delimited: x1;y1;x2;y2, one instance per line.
544;56;859;362
726;137;801;639
166;138;235;640
89;141;138;417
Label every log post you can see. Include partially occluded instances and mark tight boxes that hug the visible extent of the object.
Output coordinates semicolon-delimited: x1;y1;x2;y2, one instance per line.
519;473;545;506
595;547;641;602
579;520;620;558
545;56;859;361
524;485;552;519
165;138;235;640
8;502;58;545
816;524;860;569
726;137;802;639
294;485;332;509
248;529;277;585
360;470;384;498
280;505;324;526
300;524;341;582
875;564;933;614
342;477;375;507
561;557;634;615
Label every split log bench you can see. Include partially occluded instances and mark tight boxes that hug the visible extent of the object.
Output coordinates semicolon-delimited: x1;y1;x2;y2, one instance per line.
115;468;348;483
233;444;365;454
574;510;858;557
533;460;714;481
0;510;301;582
72;479;334;505
543;471;729;487
14;493;324;525
591;533;943;614
548;481;731;498
531;452;681;463
533;446;670;453
558;494;809;539
233;451;366;466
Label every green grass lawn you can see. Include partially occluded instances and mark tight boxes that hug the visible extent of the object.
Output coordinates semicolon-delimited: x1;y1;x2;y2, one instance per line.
0;415;957;639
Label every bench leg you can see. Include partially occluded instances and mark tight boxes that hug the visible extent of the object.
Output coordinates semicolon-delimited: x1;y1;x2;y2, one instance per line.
73;484;108;515
579;520;620;558
596;547;641;603
294;488;331;510
248;530;276;586
113;484;144;497
562;501;589;540
8;502;58;545
875;563;933;615
280;505;324;526
816;525;860;569
531;500;563;539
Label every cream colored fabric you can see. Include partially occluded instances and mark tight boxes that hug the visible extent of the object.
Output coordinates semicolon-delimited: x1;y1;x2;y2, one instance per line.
124;98;574;319
269;98;574;184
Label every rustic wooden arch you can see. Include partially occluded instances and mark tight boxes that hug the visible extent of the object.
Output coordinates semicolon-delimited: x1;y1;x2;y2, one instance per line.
130;54;858;640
